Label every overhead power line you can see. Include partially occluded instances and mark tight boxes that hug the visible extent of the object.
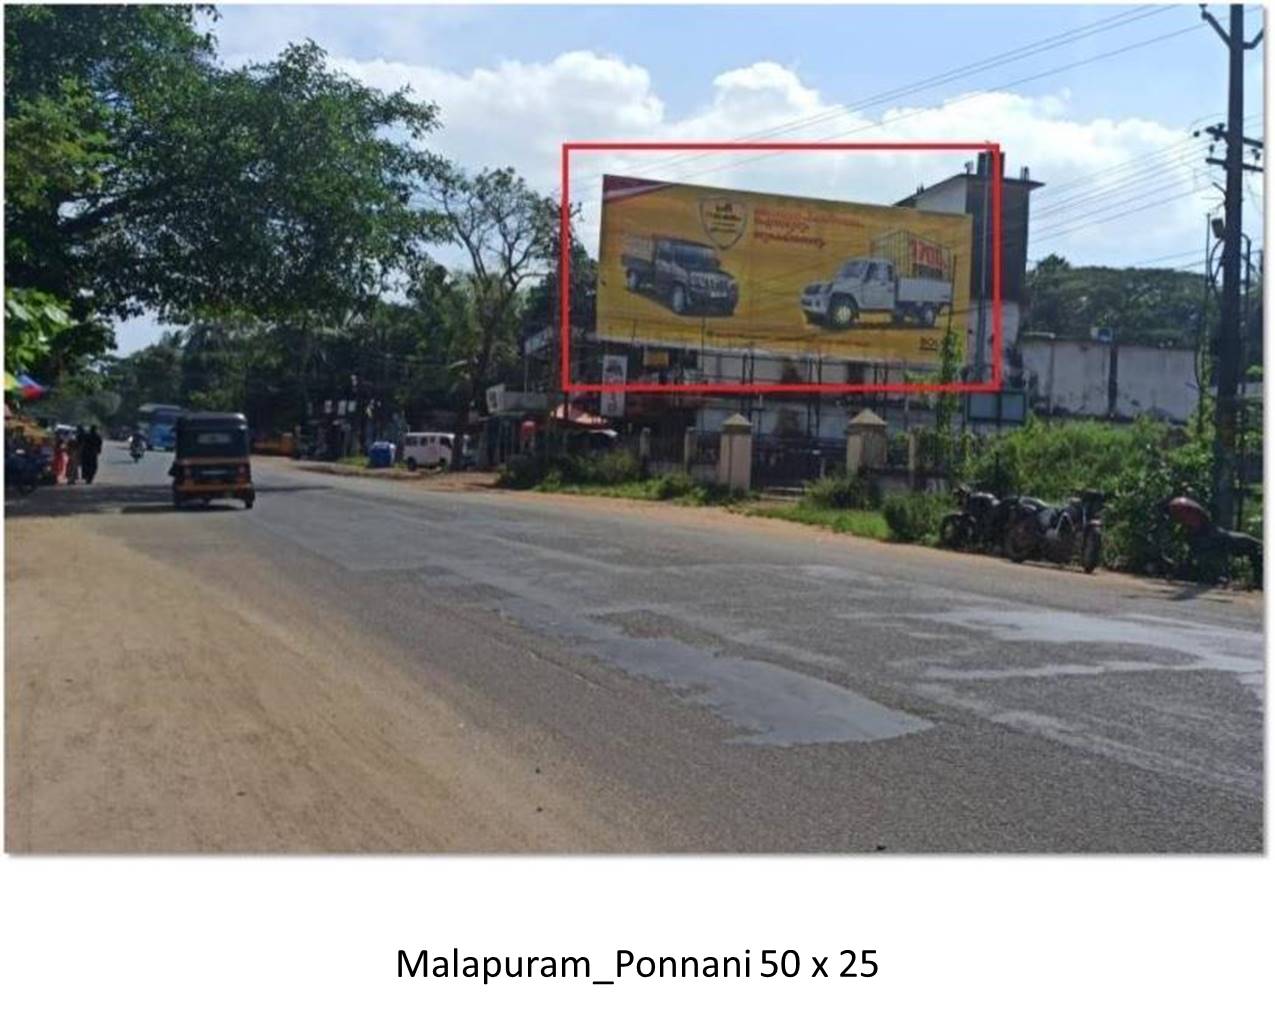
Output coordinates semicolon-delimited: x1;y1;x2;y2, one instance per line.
592;4;1174;186
1030;182;1215;243
568;19;1207;210
1034;171;1210;225
1032;138;1213;210
1039;118;1224;197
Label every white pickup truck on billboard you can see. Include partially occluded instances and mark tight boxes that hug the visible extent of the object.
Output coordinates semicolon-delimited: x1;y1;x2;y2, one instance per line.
800;229;954;330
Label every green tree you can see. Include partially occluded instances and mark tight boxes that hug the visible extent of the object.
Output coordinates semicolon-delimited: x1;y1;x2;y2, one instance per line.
427;165;557;458
101;334;185;428
4;4;218;363
4;287;71;373
147;42;444;323
1023;256;1211;347
6;8;445;397
521;220;597;340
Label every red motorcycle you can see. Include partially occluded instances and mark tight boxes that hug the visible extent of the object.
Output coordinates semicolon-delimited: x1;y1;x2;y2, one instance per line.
1162;495;1262;589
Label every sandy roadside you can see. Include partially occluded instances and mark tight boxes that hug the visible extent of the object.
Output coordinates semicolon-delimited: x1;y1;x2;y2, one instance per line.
5;516;628;853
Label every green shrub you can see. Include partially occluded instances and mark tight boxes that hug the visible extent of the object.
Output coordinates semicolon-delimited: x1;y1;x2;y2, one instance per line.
555;449;642;486
802;474;879;510
500;449;643;489
882;492;949;543
653;471;697;500
498;453;544;489
1101;428;1212;573
692;481;756;506
960;415;1162;502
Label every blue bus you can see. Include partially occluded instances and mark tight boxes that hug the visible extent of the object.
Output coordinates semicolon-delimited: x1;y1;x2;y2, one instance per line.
138;403;183;451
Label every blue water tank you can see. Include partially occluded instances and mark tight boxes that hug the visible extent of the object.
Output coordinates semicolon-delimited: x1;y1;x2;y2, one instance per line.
367;441;394;469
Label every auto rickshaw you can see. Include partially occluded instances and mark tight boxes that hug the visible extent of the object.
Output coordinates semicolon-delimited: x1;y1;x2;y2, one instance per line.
170;412;255;509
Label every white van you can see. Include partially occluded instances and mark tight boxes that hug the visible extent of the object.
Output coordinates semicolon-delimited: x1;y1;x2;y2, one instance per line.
401;432;456;470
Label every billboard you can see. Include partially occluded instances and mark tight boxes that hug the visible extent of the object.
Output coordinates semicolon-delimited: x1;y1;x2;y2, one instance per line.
597;175;974;366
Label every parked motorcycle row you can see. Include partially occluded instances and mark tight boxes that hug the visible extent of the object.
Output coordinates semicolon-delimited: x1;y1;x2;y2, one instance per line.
940;486;1106;574
939;484;1263;587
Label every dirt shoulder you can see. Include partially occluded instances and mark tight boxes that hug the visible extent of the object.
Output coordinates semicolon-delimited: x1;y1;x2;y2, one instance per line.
5;516;626;852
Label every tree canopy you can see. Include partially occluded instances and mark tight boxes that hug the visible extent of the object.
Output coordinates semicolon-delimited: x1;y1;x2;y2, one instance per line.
1023;254;1214;348
425;165;558;428
5;4;445;379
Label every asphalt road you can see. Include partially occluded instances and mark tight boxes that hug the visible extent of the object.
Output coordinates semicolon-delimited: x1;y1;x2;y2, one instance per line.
8;445;1264;852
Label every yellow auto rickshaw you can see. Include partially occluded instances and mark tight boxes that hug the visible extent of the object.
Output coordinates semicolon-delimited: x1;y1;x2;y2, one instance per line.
170;412;255;509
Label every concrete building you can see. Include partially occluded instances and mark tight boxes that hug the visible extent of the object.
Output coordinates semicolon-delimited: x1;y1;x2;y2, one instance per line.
896;151;1043;382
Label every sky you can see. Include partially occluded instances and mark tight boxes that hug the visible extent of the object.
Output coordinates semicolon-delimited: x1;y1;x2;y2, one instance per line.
112;2;1267;353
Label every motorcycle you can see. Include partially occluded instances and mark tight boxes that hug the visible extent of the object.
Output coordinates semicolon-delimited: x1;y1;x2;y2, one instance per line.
5;449;42;496
1005;489;1106;573
939;486;1034;553
1159;495;1262;589
130;442;145;462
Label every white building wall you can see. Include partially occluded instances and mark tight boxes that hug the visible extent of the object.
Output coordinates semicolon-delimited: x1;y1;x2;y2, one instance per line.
1113;345;1198;422
1019;339;1198;423
1020;339;1110;416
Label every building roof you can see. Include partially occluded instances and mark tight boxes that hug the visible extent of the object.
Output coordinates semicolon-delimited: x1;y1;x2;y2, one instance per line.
895;169;1044;208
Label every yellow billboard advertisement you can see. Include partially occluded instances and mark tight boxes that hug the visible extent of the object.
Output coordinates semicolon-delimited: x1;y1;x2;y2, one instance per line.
597;175;974;364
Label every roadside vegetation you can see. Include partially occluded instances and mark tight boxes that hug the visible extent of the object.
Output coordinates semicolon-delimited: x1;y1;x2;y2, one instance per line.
755;408;1261;584
741;476;945;546
498;450;754;506
746;503;892;541
504;410;1260;589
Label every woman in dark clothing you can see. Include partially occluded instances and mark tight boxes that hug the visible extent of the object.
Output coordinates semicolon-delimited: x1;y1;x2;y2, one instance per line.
80;424;103;484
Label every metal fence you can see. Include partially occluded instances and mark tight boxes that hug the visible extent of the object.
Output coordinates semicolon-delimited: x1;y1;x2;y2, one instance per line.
752;435;844;489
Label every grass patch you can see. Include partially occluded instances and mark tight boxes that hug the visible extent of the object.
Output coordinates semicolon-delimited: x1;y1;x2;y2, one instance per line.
746;503;890;540
539;478;663;500
535;471;756;506
881;491;950;544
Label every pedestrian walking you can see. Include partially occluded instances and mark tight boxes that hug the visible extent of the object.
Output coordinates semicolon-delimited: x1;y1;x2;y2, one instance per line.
52;435;68;483
81;424;103;484
66;427;83;485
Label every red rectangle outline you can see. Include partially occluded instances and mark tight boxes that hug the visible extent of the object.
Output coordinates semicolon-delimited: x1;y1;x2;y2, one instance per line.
560;141;1003;396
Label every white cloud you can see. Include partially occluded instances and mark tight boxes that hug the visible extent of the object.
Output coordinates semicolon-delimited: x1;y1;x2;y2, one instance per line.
332;50;664;175
330;47;1247;272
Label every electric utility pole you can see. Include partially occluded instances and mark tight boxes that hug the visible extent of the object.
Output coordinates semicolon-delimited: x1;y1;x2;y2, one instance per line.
1200;4;1263;528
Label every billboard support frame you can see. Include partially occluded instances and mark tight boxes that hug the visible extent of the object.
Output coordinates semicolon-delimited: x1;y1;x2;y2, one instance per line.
560;140;1003;396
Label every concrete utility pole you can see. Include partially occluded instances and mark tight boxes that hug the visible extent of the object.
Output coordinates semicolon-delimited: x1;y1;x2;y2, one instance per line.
1200;4;1263;528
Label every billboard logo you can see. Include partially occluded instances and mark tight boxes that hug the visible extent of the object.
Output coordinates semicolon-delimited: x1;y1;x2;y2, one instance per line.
698;197;749;250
